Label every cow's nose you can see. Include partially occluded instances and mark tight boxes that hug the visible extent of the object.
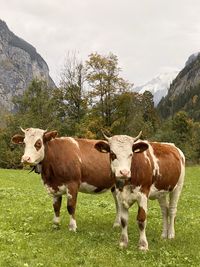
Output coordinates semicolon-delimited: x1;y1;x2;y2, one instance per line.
21;155;31;164
120;169;130;177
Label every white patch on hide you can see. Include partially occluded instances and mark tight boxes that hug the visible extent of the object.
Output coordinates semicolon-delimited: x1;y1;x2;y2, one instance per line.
138;192;148;213
69;216;77;231
77;155;82;163
79;182;97;193
149;184;168;200
144;151;151;166
45;184;72;199
118;185;141;209
53;216;60;225
148;143;160;176
45;184;55;195
67;137;79;149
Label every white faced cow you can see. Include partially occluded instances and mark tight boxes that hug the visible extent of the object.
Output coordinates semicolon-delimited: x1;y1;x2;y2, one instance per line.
11;128;121;231
95;132;185;250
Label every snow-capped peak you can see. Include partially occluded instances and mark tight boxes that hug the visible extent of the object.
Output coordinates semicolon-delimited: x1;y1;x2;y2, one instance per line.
133;70;179;106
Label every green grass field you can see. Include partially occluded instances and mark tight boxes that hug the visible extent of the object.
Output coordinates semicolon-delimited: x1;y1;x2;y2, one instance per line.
0;167;199;267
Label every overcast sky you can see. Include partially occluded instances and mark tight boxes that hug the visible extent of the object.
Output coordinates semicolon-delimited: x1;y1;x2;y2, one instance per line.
1;0;200;86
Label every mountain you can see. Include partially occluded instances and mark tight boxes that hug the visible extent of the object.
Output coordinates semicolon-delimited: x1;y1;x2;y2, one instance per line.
0;19;55;111
157;52;200;120
133;71;179;106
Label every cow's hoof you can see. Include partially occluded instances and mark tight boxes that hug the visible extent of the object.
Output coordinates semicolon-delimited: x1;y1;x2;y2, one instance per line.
168;233;175;239
161;232;168;239
139;245;149;251
52;224;60;230
53;216;60;225
138;240;148;251
69;225;77;232
113;221;121;228
119;241;128;249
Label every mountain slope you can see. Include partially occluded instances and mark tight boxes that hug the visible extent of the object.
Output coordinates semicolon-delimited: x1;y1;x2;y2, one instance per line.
134;71;179;106
157;52;200;119
0;19;55;111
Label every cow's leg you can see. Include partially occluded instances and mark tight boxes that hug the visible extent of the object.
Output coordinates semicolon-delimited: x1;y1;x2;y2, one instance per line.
158;195;169;238
111;186;121;227
67;183;78;232
137;192;148;251
53;195;62;226
168;185;183;239
168;163;184;239
119;202;129;248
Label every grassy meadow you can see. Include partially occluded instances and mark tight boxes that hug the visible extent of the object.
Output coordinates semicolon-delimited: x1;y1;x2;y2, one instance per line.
0;167;199;267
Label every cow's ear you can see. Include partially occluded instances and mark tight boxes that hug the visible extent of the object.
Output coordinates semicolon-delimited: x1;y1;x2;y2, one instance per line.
94;141;110;153
11;134;24;144
43;131;58;143
132;142;148;153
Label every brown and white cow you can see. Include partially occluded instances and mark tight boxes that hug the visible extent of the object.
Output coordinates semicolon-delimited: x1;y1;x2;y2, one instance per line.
95;132;185;250
11;127;121;231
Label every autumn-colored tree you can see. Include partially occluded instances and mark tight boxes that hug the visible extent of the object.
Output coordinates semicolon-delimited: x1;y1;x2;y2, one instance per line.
86;52;132;128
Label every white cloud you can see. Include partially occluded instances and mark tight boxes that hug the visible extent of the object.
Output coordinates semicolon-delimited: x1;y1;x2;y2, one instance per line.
1;0;200;86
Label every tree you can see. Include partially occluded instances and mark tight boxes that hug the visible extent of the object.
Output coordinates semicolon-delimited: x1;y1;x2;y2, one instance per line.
59;52;88;135
142;91;160;133
12;79;59;130
86;52;132;128
172;111;192;144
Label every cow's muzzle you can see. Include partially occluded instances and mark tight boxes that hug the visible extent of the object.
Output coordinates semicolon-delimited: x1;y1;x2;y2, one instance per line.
21;155;36;166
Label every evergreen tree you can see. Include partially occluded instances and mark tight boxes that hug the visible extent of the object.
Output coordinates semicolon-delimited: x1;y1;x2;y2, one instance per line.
12;79;59;130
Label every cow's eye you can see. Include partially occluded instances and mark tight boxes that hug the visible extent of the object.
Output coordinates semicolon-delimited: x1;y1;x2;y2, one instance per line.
34;139;42;151
110;151;117;161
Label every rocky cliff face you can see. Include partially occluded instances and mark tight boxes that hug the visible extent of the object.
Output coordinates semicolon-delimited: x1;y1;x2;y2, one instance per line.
166;52;200;98
0;19;55;111
157;52;200;119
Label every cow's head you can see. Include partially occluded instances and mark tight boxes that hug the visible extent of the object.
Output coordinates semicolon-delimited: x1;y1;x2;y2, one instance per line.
11;127;58;166
95;131;149;180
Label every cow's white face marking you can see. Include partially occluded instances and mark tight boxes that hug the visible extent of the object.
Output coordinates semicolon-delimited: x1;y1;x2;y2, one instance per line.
22;128;45;165
108;135;134;179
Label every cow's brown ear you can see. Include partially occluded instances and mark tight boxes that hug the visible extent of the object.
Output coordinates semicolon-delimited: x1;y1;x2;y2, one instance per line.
43;131;58;143
132;142;148;153
11;134;24;144
94;141;110;153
